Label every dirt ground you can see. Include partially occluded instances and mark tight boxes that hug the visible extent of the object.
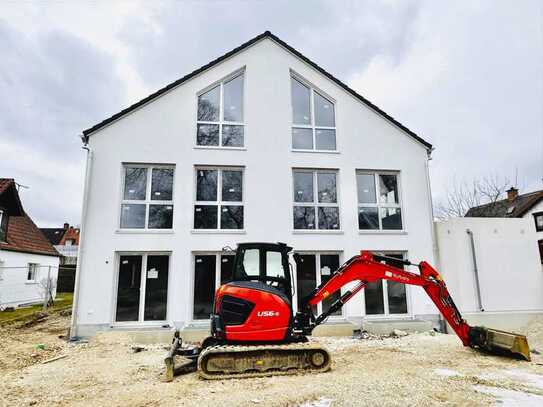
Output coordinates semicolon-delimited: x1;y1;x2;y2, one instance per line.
1;314;543;407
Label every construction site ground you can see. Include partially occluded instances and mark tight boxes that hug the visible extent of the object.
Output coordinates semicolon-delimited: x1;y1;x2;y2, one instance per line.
1;311;542;407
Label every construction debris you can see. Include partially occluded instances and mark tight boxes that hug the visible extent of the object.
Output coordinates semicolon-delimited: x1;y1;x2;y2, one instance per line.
1;313;542;406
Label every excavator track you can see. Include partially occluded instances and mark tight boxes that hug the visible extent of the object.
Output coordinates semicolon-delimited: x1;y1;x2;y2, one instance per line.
197;343;331;380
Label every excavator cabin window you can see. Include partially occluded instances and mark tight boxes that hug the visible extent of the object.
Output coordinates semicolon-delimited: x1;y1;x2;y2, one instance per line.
232;244;292;296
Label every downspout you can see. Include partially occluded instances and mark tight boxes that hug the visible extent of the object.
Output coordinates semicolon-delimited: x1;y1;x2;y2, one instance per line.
70;138;93;339
466;229;484;312
424;148;441;327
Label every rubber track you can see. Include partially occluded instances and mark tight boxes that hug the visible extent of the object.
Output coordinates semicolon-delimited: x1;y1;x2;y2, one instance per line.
197;343;331;380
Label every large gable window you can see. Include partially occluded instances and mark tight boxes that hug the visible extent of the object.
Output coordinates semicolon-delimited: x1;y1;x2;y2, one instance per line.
120;165;175;230
291;76;336;151
197;72;244;148
357;171;403;231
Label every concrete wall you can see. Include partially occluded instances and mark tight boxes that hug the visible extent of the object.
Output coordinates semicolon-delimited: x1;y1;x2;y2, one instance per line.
435;217;543;330
0;250;59;308
75;37;436;336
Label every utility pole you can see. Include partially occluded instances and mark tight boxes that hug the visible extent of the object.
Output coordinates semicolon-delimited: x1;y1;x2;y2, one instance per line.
43;265;51;311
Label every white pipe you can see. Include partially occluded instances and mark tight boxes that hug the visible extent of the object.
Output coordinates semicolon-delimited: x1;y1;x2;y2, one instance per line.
70;142;93;339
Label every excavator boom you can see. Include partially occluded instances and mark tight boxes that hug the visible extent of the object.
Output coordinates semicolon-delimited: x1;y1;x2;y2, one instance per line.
299;251;530;361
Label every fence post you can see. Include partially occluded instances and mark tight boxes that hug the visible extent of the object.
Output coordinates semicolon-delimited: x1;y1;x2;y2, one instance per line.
43;265;52;311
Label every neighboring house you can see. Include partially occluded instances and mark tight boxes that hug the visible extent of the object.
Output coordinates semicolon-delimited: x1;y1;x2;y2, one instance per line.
465;187;543;264
72;31;437;338
40;223;80;292
0;178;60;309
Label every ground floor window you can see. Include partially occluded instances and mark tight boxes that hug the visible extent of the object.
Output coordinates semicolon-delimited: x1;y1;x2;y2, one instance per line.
115;253;169;322
193;252;235;320
364;252;408;316
294;252;342;316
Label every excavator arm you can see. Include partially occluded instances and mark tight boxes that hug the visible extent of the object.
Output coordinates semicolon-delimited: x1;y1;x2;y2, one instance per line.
296;251;530;361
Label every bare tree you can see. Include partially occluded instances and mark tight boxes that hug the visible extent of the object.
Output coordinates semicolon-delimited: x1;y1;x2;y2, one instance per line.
39;275;57;309
434;175;511;219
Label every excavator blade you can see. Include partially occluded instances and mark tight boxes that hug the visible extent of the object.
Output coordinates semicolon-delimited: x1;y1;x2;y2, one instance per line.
469;326;531;361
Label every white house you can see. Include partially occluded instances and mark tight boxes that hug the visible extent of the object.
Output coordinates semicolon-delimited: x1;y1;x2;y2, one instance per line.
0;179;60;309
466;187;543;265
71;31;438;338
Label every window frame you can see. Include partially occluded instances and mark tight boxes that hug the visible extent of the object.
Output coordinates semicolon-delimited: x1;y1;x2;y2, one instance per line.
292;251;344;318
27;263;39;283
111;251;171;324
0;209;6;242
356;170;404;233
533;211;543;233
118;164;175;232
195;69;246;149
363;251;411;318
191;251;236;321
292;168;342;232
193;166;245;232
290;72;338;153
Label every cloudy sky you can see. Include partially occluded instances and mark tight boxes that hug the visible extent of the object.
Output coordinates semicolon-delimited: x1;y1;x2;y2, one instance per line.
1;0;541;227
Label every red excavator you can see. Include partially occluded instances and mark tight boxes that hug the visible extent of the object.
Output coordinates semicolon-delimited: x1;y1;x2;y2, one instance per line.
165;242;530;381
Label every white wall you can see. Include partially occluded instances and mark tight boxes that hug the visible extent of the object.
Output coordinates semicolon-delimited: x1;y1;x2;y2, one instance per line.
75;37;436;334
435;218;543;314
0;250;60;308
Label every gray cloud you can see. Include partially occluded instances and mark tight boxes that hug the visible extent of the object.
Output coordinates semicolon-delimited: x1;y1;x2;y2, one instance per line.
0;19;125;226
0;1;541;227
117;0;421;89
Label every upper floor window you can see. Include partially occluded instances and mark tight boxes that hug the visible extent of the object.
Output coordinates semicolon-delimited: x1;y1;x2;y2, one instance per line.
120;165;174;230
197;72;244;148
533;212;543;232
0;209;7;242
291;76;336;151
194;167;244;230
357;171;403;231
293;169;340;230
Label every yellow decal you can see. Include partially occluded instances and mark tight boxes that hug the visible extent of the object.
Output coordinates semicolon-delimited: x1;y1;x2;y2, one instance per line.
322;291;330;298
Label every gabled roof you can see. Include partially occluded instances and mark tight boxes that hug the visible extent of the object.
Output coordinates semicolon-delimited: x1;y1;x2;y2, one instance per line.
40;228;67;245
82;31;432;150
0;178;59;257
465;189;543;218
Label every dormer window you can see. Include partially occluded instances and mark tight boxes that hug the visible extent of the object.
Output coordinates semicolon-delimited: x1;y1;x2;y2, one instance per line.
291;75;336;151
0;209;7;242
197;71;244;148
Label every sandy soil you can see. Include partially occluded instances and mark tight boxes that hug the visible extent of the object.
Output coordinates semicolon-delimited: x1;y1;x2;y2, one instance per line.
1;315;542;407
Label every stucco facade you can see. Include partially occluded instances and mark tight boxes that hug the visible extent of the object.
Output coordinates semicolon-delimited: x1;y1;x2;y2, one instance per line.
72;35;437;337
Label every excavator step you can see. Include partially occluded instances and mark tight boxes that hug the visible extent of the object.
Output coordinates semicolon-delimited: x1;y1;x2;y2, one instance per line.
197;343;331;380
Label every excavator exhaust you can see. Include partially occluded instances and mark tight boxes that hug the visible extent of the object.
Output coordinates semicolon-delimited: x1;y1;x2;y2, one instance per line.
469;326;531;361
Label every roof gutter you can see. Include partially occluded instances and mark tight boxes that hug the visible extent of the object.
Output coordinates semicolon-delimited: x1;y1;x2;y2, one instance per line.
70;140;93;339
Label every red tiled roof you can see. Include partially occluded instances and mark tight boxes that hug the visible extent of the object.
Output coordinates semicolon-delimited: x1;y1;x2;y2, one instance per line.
0;179;59;257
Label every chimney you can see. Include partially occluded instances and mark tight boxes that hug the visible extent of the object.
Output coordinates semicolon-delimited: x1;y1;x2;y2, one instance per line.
506;187;518;202
63;222;69;229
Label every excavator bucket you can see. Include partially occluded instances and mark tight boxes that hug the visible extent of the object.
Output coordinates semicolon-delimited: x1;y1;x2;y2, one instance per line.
470;326;531;361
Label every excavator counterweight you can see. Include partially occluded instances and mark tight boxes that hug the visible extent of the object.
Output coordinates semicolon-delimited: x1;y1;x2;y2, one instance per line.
165;243;530;381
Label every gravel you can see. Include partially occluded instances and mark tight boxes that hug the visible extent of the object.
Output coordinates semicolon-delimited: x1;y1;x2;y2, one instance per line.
1;315;542;406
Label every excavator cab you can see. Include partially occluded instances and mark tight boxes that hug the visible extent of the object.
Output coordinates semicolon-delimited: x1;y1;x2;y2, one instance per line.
230;242;293;298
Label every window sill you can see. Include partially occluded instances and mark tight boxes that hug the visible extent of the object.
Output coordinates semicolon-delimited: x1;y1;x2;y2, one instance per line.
292;230;344;235
115;229;175;234
25;281;38;285
194;145;247;151
191;229;246;235
358;230;407;235
291;149;340;154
